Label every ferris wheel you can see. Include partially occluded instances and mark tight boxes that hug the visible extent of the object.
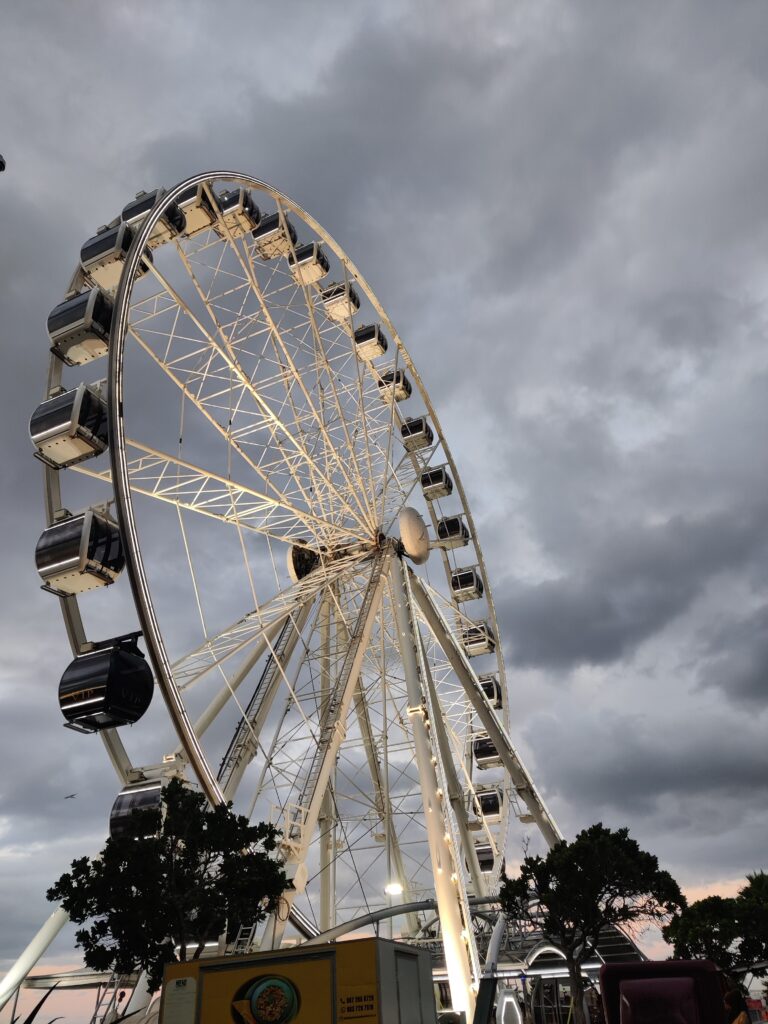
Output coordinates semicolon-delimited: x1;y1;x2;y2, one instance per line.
22;172;562;1017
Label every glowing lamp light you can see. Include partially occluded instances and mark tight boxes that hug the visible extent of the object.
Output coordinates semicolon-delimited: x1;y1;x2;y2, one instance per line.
384;881;404;896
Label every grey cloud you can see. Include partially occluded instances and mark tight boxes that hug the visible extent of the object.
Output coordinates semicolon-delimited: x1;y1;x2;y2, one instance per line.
498;501;768;670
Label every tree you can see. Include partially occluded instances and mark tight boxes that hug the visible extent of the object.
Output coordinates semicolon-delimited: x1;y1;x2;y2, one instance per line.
737;871;768;976
498;823;685;1024
663;872;768;981
47;779;286;992
662;895;741;974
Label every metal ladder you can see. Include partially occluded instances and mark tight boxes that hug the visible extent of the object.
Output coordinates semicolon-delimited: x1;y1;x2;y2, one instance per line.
88;972;128;1024
217;617;295;788
231;923;257;955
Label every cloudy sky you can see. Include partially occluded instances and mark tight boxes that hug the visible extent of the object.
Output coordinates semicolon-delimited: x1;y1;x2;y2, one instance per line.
2;0;768;1011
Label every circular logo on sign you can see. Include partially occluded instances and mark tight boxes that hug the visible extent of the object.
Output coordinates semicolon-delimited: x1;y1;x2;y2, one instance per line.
232;976;300;1024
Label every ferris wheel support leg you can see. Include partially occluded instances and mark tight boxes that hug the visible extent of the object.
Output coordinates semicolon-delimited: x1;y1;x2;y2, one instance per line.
418;633;488;899
338;598;420;937
318;596;336;933
389;558;476;1021
408;572;563;849
0;906;70;1013
265;557;388;950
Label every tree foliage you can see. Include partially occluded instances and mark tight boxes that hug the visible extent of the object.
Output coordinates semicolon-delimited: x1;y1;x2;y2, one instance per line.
499;823;685;1024
664;871;768;979
47;779;286;992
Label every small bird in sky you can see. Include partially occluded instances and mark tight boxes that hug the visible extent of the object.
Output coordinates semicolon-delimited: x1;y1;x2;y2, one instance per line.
64;793;77;800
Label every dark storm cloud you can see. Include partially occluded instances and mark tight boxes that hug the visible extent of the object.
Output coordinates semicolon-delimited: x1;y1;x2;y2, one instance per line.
698;603;768;706
499;502;768;669
2;0;768;983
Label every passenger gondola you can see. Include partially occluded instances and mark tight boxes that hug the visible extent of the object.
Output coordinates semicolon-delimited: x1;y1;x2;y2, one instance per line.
475;787;503;823
35;509;125;596
252;212;298;259
436;514;469;548
176;183;218;237
109;779;164;840
462;621;496;657
473;733;503;769
421;467;453;500
450;567;484;602
377;368;412;403
121;188;186;247
353;323;388;361
400;416;433;452
58;633;154;733
80;223;152;292
288;241;330;285
478;673;503;709
321;281;361;322
287;540;321;583
47;288;113;366
30;383;108;469
474;844;495;873
215;188;260;238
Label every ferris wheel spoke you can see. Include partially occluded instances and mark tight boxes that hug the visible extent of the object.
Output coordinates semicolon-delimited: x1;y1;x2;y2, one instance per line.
125;321;361;539
200;183;376;533
171;555;364;690
73;437;360;548
263;551;388;949
140;258;370;536
274;202;379;526
170;245;340;528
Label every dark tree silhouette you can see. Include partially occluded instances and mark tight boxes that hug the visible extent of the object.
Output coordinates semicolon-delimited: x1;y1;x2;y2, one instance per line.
47;779;286;991
665;871;768;982
499;823;685;1024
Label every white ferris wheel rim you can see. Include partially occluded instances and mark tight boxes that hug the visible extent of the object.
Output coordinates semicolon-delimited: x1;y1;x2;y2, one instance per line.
106;170;512;810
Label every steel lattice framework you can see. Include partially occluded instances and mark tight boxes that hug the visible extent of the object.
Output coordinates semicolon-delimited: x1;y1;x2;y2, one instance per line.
6;172;564;1020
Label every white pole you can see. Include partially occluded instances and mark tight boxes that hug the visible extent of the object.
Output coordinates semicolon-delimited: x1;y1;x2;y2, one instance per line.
0;907;70;1013
389;558;476;1020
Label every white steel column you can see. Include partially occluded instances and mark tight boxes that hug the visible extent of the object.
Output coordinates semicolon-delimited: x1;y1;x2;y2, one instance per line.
408;572;562;848
264;556;387;950
318;595;336;932
389;557;476;1020
0;907;70;1013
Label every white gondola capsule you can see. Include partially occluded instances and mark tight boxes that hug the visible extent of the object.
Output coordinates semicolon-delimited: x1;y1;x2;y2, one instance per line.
377;368;412;403
353;323;389;361
29;383;108;469
478;673;503;709
450;566;484;602
80;223;152;292
109;779;164;840
177;183;218;237
252;212;298;259
422;468;453;501
47;288;113;367
475;787;504;823
288;241;330;285
436;514;469;548
35;510;124;596
473;733;503;769
287;540;320;583
321;281;361;322
462;621;496;657
59;633;154;733
121;188;186;248
215;188;260;238
474;843;495;873
400;416;433;452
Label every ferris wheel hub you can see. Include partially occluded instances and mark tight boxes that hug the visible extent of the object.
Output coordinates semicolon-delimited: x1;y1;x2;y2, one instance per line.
398;507;430;565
